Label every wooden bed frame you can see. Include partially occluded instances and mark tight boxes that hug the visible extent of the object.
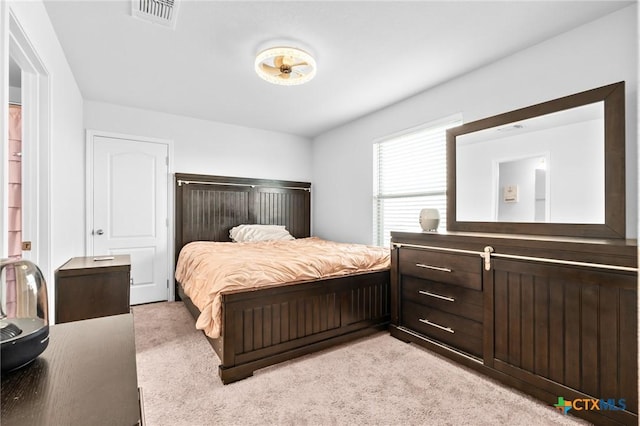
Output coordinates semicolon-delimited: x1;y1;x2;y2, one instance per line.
174;173;390;384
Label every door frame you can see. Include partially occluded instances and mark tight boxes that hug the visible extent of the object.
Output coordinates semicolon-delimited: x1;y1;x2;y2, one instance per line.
85;130;175;301
1;5;51;277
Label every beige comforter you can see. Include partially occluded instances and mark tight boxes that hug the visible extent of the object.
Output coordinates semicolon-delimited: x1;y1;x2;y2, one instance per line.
175;237;390;338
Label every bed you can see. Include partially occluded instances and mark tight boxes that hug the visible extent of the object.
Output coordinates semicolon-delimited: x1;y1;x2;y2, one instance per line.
174;173;391;384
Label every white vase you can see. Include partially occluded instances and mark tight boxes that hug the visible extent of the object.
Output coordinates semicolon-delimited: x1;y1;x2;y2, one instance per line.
419;208;440;232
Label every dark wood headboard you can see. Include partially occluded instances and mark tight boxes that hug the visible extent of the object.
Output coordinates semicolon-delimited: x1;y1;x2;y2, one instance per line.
174;173;311;261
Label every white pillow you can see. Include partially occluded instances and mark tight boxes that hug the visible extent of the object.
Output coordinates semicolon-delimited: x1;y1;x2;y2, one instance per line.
229;224;295;242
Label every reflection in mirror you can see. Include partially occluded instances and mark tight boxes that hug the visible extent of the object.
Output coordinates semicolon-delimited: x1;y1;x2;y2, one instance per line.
496;155;549;222
447;81;625;238
456;102;604;224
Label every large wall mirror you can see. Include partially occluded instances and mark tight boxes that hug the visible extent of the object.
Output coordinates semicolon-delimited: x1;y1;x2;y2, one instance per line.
447;81;626;239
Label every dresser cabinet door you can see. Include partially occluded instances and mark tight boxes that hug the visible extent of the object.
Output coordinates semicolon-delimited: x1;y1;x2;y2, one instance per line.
490;258;637;415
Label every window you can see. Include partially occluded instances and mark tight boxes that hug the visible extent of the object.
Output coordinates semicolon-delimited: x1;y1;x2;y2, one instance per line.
373;116;462;247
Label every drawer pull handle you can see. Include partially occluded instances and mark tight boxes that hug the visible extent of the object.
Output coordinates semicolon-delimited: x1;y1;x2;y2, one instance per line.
419;290;455;302
415;263;452;273
419;318;455;334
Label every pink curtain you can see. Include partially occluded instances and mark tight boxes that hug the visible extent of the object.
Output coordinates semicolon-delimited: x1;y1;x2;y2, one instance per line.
6;104;22;317
8;105;21;260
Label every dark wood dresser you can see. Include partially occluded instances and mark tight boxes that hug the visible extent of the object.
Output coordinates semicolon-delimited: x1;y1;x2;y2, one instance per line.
55;255;131;323
390;231;637;426
1;314;144;425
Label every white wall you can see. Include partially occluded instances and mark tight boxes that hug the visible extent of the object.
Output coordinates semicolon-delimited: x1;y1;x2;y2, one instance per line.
312;4;638;244
84;101;312;183
8;86;20;103
3;1;85;321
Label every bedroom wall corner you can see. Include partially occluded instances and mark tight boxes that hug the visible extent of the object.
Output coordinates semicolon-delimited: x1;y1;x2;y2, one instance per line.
311;4;638;245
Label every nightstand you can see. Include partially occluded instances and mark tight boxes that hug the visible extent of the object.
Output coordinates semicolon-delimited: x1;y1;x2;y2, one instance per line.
55;255;131;323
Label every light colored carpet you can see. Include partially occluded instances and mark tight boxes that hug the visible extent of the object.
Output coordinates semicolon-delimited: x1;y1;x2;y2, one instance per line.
132;302;588;426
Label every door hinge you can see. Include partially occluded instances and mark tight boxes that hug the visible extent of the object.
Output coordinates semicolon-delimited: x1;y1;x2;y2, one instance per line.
166;156;169;166
167;279;170;288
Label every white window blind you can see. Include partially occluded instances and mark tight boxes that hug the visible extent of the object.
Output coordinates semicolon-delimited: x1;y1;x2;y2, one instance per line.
373;116;462;247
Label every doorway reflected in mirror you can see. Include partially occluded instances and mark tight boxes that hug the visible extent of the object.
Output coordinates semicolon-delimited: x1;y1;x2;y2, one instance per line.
496;155;548;223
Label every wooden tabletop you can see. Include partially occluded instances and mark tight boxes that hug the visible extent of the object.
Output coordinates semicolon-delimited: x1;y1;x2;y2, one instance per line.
1;314;140;425
56;255;131;277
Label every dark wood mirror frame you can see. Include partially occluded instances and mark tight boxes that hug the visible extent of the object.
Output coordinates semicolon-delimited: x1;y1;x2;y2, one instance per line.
447;81;626;239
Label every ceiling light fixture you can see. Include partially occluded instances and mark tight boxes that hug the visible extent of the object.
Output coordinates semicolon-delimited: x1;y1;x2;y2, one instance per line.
254;46;316;86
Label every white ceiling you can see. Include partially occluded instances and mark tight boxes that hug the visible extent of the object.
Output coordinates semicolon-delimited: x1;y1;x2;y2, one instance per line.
43;1;633;138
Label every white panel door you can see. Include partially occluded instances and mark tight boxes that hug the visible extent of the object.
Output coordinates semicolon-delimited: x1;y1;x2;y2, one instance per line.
92;135;168;304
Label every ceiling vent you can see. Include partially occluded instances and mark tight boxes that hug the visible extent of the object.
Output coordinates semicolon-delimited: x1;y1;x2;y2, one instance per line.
131;0;179;28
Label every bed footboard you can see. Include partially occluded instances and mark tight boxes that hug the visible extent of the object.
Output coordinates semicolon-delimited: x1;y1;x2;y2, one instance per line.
182;270;390;384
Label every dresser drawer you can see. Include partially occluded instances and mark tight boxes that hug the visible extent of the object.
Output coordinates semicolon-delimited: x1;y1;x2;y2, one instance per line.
398;248;482;290
402;300;483;358
402;276;483;322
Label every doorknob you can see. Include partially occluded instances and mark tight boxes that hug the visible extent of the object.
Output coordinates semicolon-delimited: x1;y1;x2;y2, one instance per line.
95;229;104;235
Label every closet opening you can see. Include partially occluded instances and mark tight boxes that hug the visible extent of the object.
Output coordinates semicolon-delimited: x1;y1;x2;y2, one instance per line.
2;9;52;308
